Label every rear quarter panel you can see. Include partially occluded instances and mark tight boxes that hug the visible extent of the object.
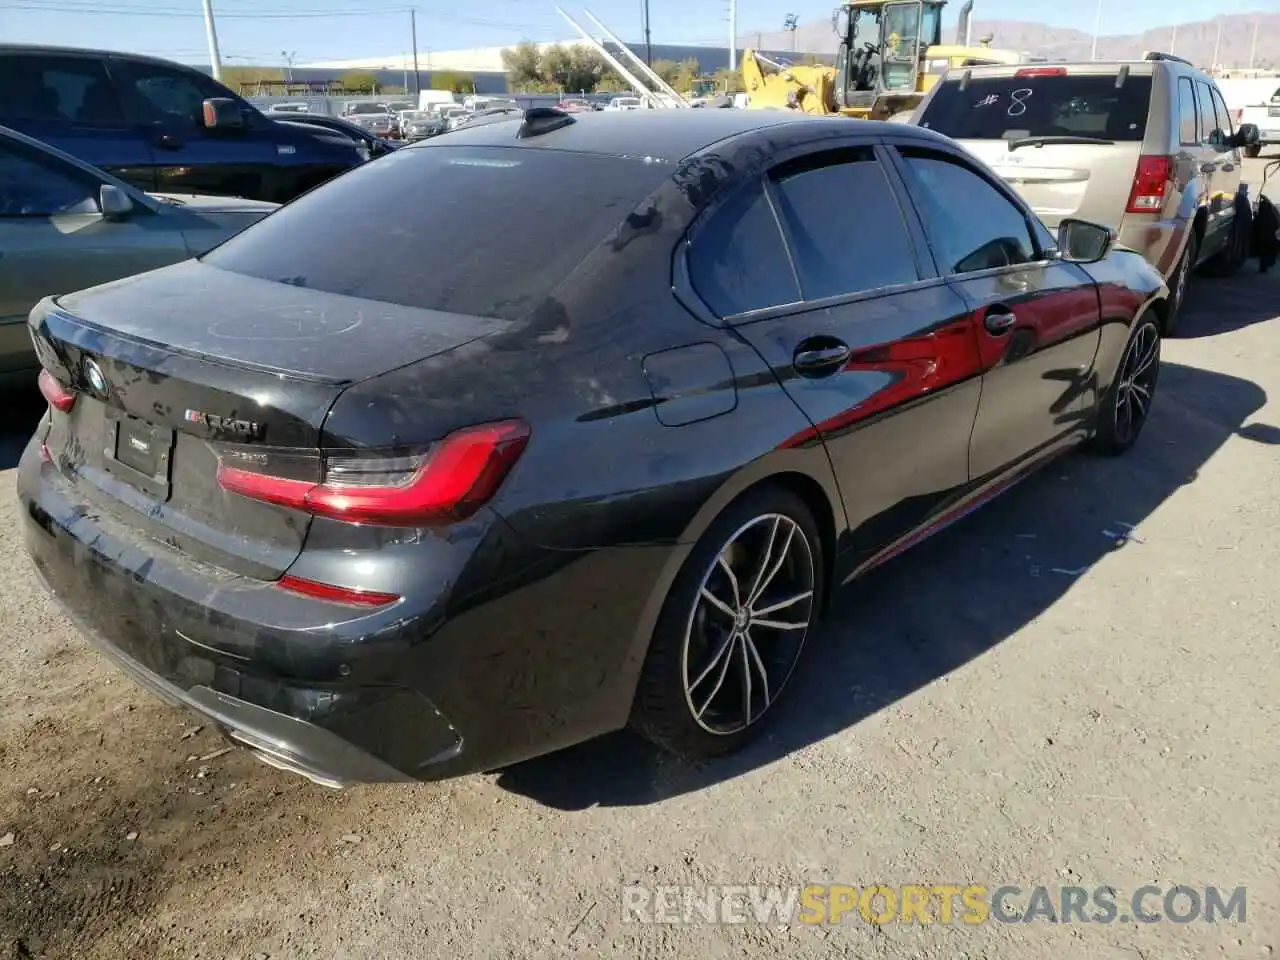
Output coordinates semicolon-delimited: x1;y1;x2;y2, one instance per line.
1083;247;1167;398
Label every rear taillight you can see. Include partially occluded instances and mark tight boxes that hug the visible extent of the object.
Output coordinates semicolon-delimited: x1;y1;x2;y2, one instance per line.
276;574;400;608
1015;67;1067;77
1125;155;1174;214
38;369;76;413
216;419;530;527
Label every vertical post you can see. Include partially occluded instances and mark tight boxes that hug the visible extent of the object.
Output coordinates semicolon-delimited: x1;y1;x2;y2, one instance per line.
1249;20;1259;70
728;0;736;73
411;9;421;95
1090;0;1103;61
643;0;652;66
1212;20;1222;70
1169;22;1177;55
202;0;223;81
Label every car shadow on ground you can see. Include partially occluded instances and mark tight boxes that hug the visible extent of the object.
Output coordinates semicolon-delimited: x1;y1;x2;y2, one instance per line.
494;359;1275;809
1177;260;1280;339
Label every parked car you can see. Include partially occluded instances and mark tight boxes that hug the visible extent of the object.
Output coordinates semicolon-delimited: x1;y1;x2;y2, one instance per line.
398;109;446;141
1236;85;1280;158
266;102;310;115
341;102;397;138
450;105;524;131
606;96;644;111
20;109;1166;787
909;52;1259;335
0;123;276;389
0;45;367;203
272;114;401;161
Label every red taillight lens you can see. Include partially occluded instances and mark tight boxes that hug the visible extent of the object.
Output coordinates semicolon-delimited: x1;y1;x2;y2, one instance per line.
276;574;400;608
1015;67;1067;78
38;369;76;413
1125;155;1173;214
216;419;530;527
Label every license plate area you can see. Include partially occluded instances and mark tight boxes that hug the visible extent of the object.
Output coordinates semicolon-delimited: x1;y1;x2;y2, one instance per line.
103;414;175;501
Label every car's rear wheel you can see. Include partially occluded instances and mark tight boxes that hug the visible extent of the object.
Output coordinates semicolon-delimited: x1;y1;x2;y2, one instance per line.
1245;143;1261;159
631;487;823;760
1087;317;1161;456
1161;230;1197;337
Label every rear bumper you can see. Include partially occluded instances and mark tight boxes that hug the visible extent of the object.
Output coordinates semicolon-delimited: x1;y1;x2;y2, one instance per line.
18;431;676;785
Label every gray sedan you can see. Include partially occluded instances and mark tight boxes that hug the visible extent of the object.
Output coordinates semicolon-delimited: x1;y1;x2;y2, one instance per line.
0;125;277;389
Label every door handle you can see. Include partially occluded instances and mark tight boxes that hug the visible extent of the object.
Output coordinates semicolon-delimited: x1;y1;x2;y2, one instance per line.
793;340;851;377
154;134;184;150
984;309;1017;335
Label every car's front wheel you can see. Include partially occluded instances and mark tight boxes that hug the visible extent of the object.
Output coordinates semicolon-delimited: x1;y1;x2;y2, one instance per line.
631;486;824;760
1087;317;1161;456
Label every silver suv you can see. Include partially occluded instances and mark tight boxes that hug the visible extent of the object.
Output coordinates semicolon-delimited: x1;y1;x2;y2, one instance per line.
910;53;1261;334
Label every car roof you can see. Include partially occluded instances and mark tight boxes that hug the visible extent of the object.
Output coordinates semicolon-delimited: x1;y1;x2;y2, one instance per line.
431;109;860;161
0;43;199;70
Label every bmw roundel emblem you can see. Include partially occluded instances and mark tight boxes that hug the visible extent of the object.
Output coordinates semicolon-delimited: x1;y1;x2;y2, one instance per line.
83;358;107;394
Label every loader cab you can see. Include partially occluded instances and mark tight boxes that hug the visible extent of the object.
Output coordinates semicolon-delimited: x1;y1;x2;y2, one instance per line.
833;0;943;110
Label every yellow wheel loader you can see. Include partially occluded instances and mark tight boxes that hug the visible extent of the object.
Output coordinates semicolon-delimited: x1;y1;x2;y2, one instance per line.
741;0;1025;119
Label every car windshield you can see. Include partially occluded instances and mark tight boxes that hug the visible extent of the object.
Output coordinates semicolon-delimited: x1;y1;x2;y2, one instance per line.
918;74;1153;141
347;103;386;115
403;111;432;121
200;146;673;321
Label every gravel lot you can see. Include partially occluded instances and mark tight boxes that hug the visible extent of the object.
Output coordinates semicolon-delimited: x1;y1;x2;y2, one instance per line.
1;158;1278;960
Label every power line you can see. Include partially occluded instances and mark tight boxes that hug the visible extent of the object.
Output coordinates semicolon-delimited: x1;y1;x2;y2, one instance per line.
0;0;532;26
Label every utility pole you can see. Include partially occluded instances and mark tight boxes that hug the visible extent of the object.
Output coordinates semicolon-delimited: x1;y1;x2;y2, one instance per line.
202;0;223;81
1090;0;1102;60
1249;19;1259;70
1211;20;1222;71
642;0;652;65
411;9;421;95
728;0;736;72
783;13;799;53
1169;21;1177;55
281;50;296;83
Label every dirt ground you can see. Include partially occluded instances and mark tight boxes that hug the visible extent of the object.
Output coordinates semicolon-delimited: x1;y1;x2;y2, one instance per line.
1;161;1278;959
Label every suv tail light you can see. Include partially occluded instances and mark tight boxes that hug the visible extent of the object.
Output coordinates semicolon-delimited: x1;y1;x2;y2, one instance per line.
1015;67;1067;78
216;419;529;527
1125;155;1173;214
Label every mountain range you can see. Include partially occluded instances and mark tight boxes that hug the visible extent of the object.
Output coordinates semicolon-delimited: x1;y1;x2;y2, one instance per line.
741;12;1280;69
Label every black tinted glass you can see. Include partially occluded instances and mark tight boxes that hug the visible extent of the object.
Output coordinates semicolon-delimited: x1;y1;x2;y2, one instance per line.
688;178;800;317
770;150;918;299
113;60;240;128
0;139;98;217
919;74;1152;142
0;55;124;126
895;149;1035;274
203;146;672;320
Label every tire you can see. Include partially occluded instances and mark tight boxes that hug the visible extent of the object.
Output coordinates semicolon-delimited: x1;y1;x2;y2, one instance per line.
1086;316;1161;457
1161;230;1197;337
630;486;825;761
1244;144;1261;159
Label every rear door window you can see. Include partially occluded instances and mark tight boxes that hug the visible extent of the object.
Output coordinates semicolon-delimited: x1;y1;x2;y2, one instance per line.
1195;80;1221;146
893;147;1038;275
0;54;126;127
687;178;801;317
767;147;920;299
202;146;674;321
1209;86;1234;138
918;73;1152;142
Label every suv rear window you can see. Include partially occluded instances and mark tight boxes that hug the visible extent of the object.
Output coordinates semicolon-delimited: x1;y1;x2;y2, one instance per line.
201;145;671;320
919;74;1153;142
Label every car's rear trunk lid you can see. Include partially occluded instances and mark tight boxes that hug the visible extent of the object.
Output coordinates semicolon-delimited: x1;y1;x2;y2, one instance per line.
31;261;504;579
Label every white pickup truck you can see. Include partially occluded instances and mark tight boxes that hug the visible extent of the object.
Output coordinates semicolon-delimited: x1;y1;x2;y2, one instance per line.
1237;85;1280;158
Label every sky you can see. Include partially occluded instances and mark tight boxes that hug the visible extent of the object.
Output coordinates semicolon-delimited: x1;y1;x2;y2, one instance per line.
0;0;1272;65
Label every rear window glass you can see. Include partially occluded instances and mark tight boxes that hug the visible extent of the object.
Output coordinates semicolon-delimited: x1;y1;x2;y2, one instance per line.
201;146;671;320
919;74;1152;142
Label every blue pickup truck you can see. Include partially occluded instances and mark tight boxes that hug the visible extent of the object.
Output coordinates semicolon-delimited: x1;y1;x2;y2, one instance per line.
0;45;373;203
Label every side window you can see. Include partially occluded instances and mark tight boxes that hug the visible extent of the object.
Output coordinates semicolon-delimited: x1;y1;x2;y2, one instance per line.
687;178;802;318
0;55;125;127
768;148;919;300
894;147;1037;275
1196;81;1220;146
1177;77;1198;146
1209;86;1234;139
112;60;238;129
0;141;99;218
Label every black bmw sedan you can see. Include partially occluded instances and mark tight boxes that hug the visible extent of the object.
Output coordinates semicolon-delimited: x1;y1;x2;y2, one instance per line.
19;108;1167;787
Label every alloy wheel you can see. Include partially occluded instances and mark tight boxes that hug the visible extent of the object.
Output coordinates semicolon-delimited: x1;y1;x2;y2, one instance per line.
1113;322;1160;445
681;513;816;736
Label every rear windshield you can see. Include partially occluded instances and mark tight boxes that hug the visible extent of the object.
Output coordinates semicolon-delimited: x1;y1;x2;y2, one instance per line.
919;74;1153;142
201;145;671;320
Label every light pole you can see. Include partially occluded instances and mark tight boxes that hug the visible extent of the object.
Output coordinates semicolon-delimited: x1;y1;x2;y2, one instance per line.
1090;0;1102;60
280;50;296;83
202;0;223;80
1249;19;1259;70
642;0;652;66
783;13;799;53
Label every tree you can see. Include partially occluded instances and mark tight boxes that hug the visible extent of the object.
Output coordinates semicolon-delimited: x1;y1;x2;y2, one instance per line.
652;57;700;92
341;70;378;93
712;66;745;94
431;70;475;94
597;68;628;92
501;41;544;89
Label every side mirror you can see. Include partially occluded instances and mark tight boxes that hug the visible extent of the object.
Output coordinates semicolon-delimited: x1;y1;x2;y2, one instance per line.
1233;123;1260;148
201;97;245;131
1056;218;1115;263
98;184;134;221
